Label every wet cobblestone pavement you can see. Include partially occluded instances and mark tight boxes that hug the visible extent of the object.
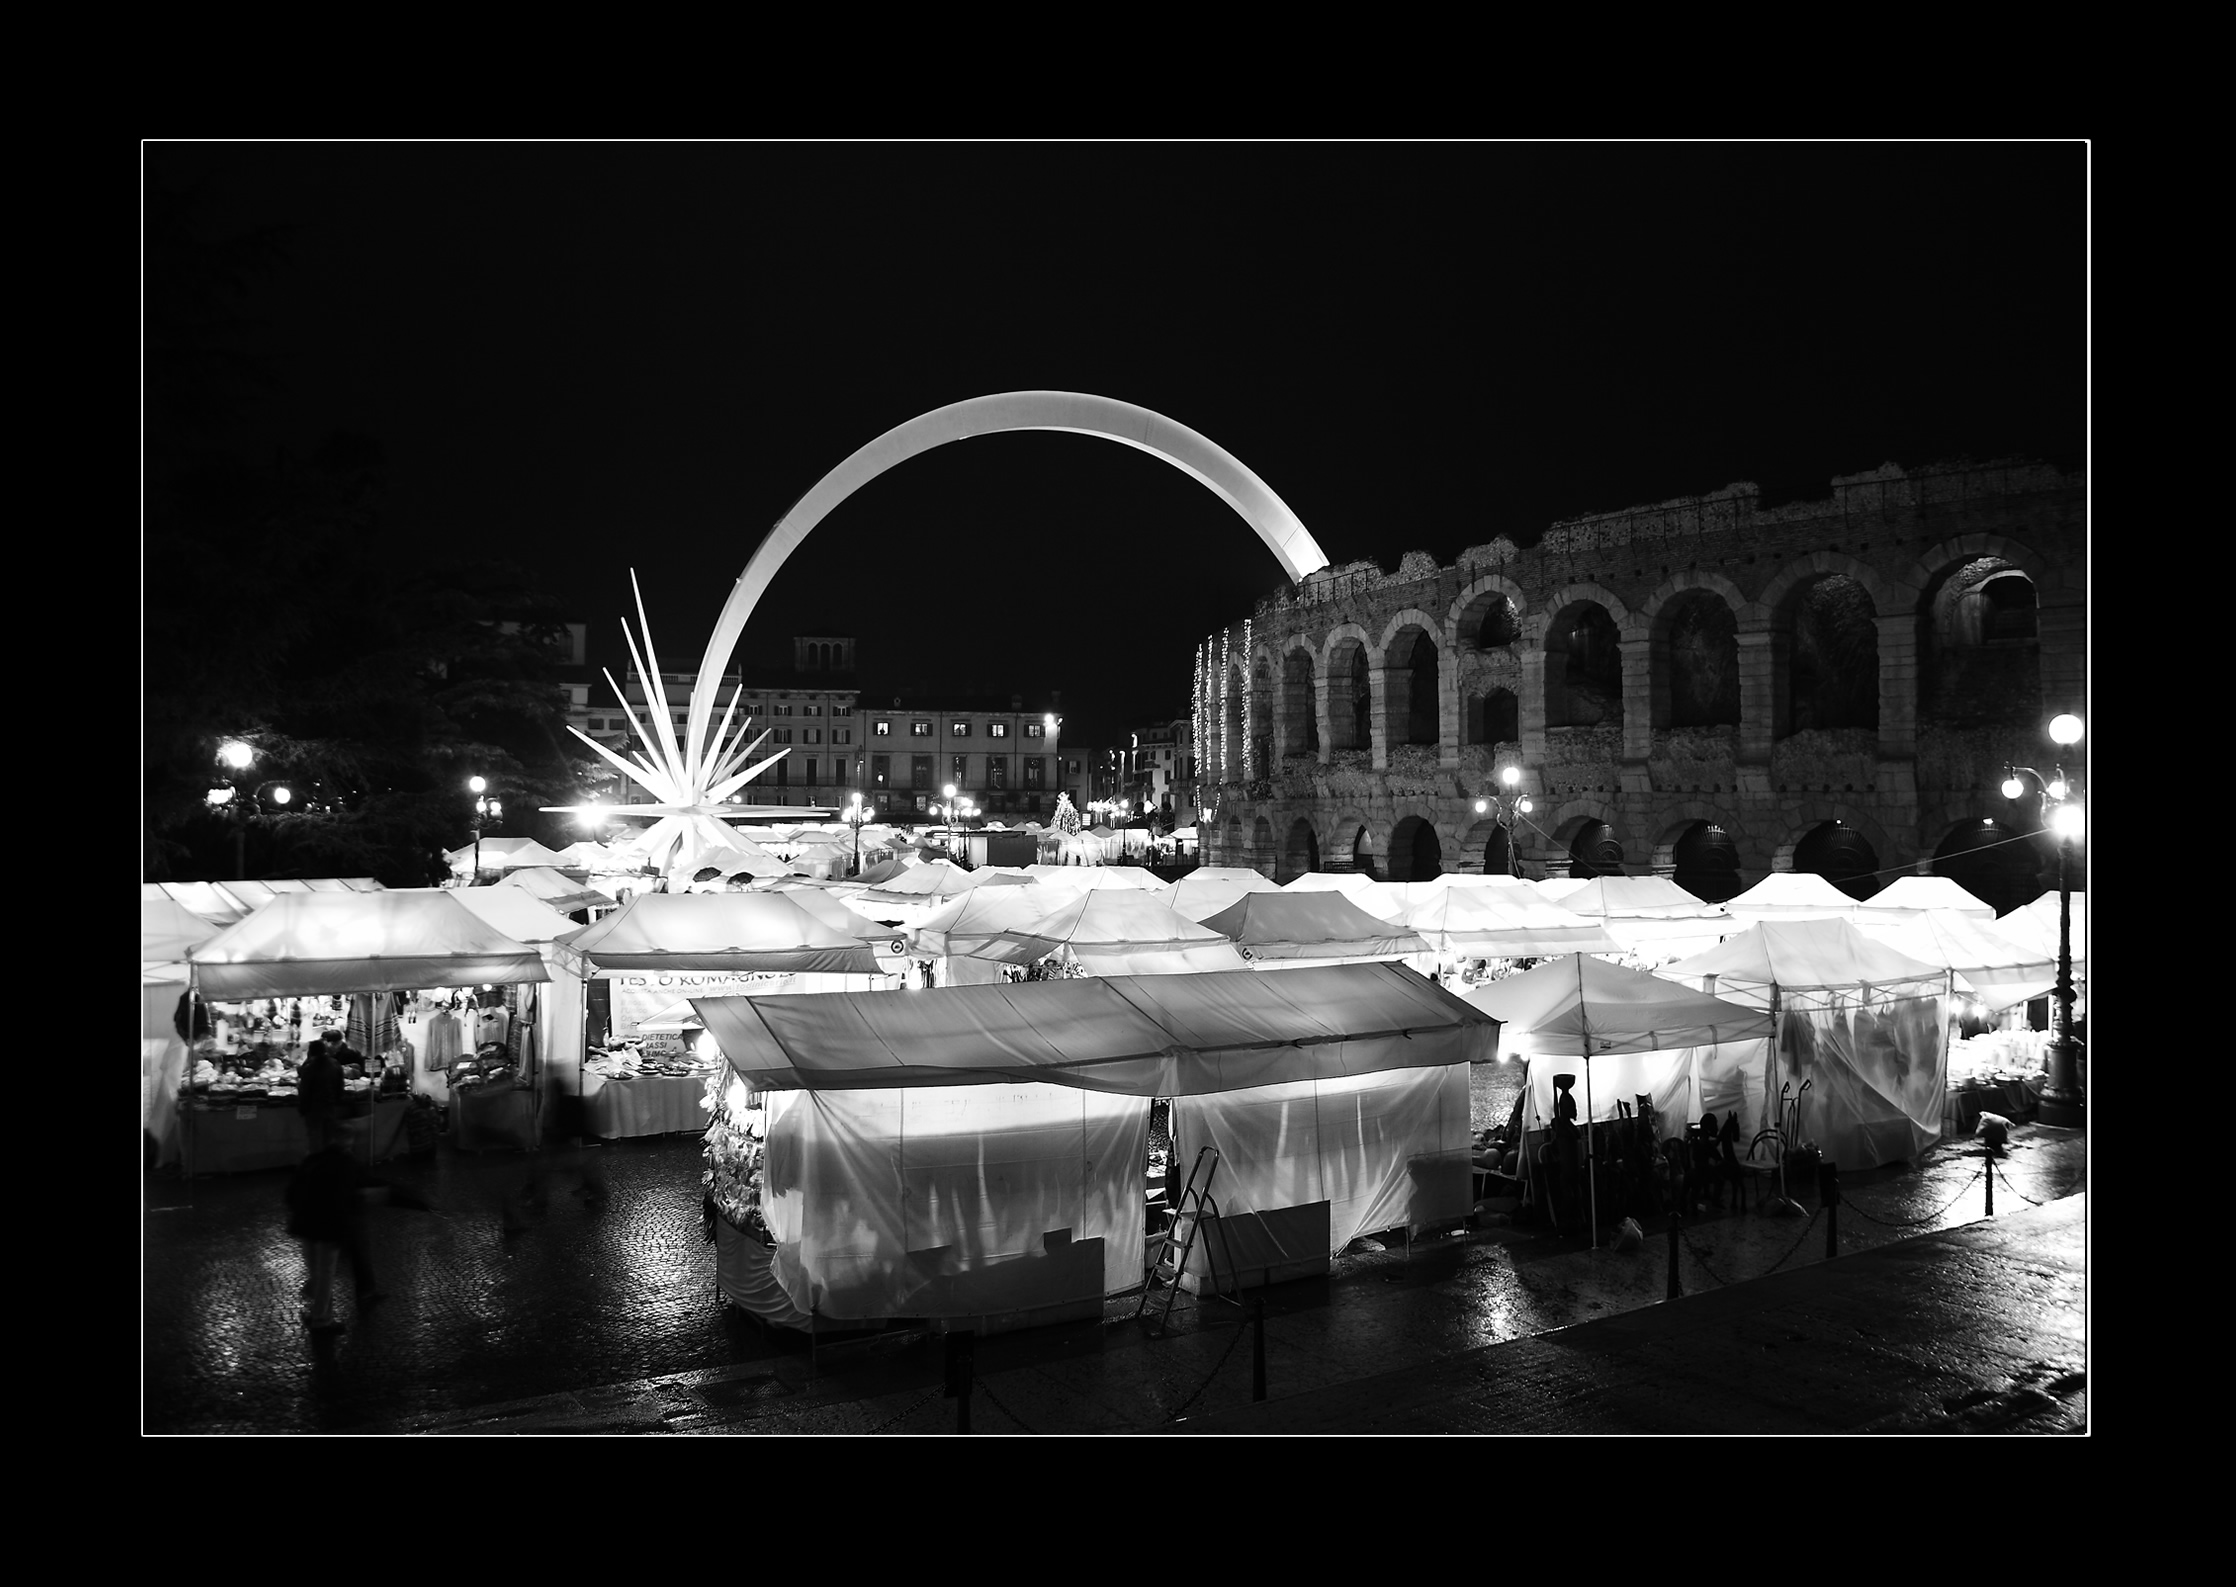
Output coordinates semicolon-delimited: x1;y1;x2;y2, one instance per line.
143;1106;2087;1436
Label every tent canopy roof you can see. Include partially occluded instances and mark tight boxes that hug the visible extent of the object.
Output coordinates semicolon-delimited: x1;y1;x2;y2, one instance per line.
187;891;550;999
143;896;221;964
566;891;879;975
1854;875;1996;919
1197;891;1430;960
1462;954;1772;1055
1659;916;1948;1005
691;961;1494;1095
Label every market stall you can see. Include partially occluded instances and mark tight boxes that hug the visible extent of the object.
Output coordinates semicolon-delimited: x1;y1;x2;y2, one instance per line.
566;892;884;1141
1161;865;1281;923
1463;954;1775;1240
688;962;1494;1333
1660;917;1952;1171
182;892;549;1174
1196;891;1429;969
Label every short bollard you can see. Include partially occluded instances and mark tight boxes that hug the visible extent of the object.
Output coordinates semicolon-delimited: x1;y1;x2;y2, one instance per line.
1666;1214;1683;1299
1251;1297;1267;1402
1819;1160;1839;1259
944;1329;976;1434
1984;1151;1994;1215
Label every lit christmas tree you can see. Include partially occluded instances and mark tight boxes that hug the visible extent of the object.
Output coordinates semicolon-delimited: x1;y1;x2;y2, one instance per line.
1053;791;1082;836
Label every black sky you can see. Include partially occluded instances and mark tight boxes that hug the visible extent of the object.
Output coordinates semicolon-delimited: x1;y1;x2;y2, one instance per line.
144;140;2087;757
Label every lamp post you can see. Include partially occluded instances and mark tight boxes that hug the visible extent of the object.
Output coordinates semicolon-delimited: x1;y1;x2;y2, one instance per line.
2002;713;2085;1126
846;791;874;878
206;739;257;878
1472;765;1536;877
467;775;502;885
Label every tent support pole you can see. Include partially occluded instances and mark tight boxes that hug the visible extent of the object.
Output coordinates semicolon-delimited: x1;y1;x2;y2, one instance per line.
1580;951;1596;1251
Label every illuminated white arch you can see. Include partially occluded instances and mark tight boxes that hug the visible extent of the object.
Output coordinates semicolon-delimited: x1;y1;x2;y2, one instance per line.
685;392;1332;753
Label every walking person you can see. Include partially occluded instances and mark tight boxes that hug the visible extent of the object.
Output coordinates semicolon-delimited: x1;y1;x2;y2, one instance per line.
295;1028;352;1145
286;1128;365;1332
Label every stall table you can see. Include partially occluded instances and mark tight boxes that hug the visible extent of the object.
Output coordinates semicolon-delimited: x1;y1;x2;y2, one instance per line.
584;1068;716;1140
179;1095;411;1175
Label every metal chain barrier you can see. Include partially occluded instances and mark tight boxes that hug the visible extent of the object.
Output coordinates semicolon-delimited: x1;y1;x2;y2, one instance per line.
1987;1156;2049;1208
974;1374;1037;1434
1758;1205;1823;1275
1677;1223;1743;1288
1165;1314;1250;1423
865;1385;945;1435
1840;1165;1985;1230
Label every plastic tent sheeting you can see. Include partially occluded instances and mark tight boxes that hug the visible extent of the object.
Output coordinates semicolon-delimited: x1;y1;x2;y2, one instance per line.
1852;875;1997;923
567;892;880;976
1720;871;1861;925
1172;1062;1474;1257
1397;887;1623;959
1851;910;2058;1011
1197;891;1431;967
759;1082;1148;1322
1531;877;1593;903
690;961;1496;1097
637;997;706;1033
188;890;550;1000
1660;918;1953;1168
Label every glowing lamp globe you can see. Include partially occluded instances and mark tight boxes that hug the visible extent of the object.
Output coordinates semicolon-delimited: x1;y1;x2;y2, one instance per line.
2048;714;2083;747
2001;775;2024;800
2051;803;2085;842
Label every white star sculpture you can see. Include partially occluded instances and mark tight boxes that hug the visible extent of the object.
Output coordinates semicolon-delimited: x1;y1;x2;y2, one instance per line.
541;571;830;881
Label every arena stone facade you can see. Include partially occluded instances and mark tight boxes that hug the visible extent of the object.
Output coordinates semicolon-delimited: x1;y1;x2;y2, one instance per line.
1190;459;2085;910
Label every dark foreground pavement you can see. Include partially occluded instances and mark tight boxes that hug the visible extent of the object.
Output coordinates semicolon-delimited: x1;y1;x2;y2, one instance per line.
144;1125;2086;1436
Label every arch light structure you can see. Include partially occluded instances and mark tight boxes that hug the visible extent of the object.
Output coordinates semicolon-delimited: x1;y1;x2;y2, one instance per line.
681;392;1332;757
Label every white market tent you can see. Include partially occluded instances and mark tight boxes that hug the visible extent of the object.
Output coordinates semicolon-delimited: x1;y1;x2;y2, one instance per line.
1660;918;1952;1170
180;892;555;1168
1197;891;1430;967
141;880;253;926
1994;891;2086;973
1464;955;1775;1135
909;887;1068;983
1026;863;1170;893
568;891;887;1039
1530;877;1593;903
1280;871;1377;896
1013;891;1252;977
495;866;618;915
1852;875;1997;924
1546;876;1737;962
189;890;550;1000
1397;886;1623;960
1162;866;1281;923
1851;909;2058;1012
144;899;223;1166
690;962;1495;1327
443;836;574;877
1720;870;1862;925
568;892;880;977
399;886;592;1118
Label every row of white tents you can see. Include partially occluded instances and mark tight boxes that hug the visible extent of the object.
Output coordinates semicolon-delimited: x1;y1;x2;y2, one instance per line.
143;858;2083;1335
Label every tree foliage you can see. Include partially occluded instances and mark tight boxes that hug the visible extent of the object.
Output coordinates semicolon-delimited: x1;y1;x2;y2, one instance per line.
144;178;592;885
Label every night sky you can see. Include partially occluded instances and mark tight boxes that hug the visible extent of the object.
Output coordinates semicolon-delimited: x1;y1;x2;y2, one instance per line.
144;141;2087;757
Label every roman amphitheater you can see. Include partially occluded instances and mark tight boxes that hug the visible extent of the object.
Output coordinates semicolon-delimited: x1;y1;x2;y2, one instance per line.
1190;459;2084;913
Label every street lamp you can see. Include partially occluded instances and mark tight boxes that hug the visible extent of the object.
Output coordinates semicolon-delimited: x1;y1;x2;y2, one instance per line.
467;775;502;884
846;791;874;877
2002;713;2085;1126
1472;765;1535;877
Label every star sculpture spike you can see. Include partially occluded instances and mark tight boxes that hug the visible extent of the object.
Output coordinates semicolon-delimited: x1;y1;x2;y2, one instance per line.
544;573;834;882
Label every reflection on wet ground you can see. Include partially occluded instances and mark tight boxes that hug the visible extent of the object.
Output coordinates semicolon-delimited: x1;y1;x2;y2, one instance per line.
144;1081;2085;1435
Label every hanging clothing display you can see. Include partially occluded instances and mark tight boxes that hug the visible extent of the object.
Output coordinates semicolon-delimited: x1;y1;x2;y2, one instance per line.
346;993;400;1062
422;1010;466;1073
475;1004;511;1053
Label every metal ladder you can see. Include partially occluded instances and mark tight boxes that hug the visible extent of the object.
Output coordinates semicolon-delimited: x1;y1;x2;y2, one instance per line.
1135;1145;1243;1335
